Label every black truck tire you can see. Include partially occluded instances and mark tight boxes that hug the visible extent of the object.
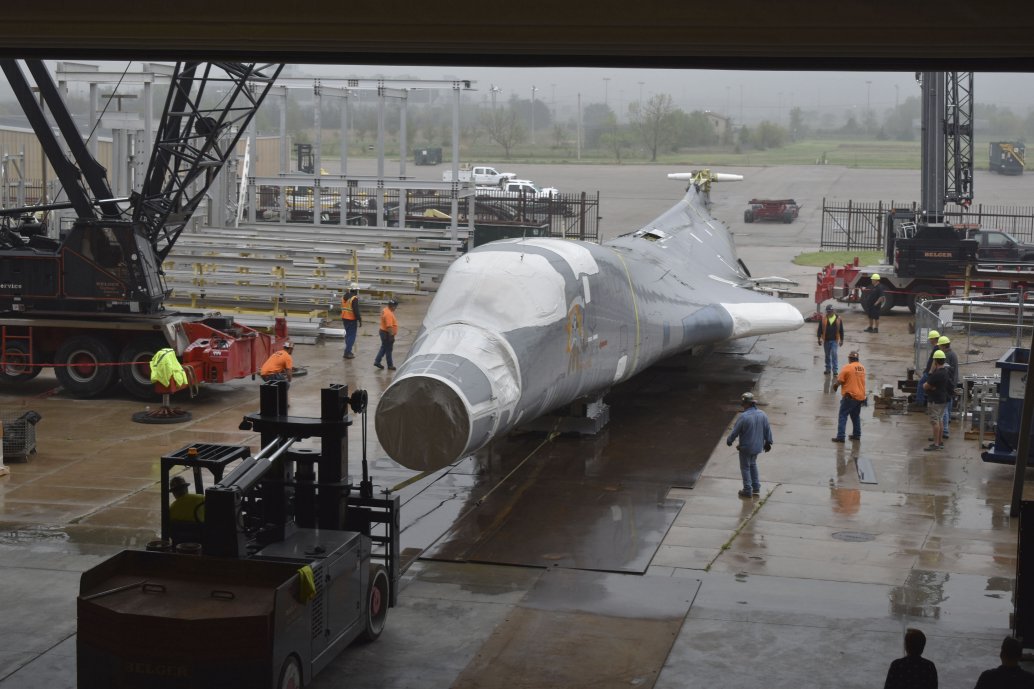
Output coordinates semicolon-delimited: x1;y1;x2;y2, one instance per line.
277;654;303;689
359;564;390;643
54;336;117;398
908;284;949;314
119;336;168;400
744;210;754;223
0;341;41;382
783;211;794;223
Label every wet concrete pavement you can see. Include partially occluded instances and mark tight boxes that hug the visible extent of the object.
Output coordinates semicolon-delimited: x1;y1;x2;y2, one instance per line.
1;165;1032;688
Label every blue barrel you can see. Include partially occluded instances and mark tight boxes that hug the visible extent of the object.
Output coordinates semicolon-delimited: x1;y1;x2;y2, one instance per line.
982;347;1034;464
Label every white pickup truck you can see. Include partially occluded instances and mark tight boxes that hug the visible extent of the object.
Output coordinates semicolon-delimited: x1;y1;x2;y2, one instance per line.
476;179;560;200
442;165;516;187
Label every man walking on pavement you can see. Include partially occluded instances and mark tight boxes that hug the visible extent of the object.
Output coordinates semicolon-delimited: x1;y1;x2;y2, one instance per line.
817;303;845;375
863;274;886;333
832;350;866;442
341;283;362;359
914;329;941;406
937;335;958;440
726;392;773;499
923;350;951;451
374;298;399;371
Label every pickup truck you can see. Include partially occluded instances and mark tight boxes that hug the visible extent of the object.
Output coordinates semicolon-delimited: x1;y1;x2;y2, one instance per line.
476;179;559;199
964;228;1034;262
442;165;516;187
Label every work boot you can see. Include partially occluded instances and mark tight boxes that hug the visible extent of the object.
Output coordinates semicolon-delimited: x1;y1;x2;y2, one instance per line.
374;362;384;370
863;327;874;333
343;353;355;359
738;489;753;498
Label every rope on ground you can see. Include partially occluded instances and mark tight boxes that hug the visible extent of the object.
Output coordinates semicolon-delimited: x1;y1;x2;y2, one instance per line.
704;482;780;572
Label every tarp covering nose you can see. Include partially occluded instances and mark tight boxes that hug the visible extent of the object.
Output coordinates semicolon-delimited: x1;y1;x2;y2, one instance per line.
375;376;471;472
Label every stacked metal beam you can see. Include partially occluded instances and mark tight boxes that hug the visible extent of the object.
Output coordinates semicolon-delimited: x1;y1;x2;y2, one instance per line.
161;222;461;335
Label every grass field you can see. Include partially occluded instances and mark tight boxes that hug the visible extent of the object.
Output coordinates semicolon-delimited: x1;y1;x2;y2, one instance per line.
421;138;925;170
793;250;885;267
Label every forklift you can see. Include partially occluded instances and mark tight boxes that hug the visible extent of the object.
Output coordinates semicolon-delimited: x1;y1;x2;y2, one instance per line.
76;381;400;689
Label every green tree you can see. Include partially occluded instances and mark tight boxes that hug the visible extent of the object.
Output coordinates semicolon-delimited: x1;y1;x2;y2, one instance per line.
582;103;614;149
788;106;807;140
600;114;630;162
881;96;920;141
629;93;676;161
481;105;526;159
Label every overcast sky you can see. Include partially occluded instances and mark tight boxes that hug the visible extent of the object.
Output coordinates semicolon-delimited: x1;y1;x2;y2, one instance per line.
14;63;1034;128
298;64;1034;124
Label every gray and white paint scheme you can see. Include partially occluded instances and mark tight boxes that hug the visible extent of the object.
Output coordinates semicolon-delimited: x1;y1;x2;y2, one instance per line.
376;171;804;471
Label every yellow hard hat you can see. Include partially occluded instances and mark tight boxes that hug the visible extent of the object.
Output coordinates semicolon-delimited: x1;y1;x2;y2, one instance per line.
928;330;940;339
871;273;880;281
932;350;946;360
937;336;950;345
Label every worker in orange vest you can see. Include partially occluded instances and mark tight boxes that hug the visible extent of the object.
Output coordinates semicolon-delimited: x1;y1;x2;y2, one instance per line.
374;299;399;371
341;283;362;359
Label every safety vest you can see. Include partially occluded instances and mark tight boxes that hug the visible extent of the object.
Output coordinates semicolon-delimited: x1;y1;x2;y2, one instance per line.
341;294;358;321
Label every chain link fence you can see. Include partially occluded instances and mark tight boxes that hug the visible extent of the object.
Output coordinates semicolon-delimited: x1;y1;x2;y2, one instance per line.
914;294;1034;434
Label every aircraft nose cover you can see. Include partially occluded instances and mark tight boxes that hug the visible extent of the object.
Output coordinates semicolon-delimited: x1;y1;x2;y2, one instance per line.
376;375;470;472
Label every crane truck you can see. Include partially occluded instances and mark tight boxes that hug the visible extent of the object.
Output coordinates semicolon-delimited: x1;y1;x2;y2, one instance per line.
814;73;1034;314
0;59;287;399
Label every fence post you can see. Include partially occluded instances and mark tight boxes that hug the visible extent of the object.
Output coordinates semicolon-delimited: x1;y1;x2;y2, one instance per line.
846;199;853;251
578;192;587;242
877;200;884;253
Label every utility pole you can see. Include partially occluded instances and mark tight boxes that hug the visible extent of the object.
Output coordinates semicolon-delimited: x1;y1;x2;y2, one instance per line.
576;93;582;160
638;81;644;108
603;77;610;107
866;80;872;118
531;85;538;145
895;84;900;108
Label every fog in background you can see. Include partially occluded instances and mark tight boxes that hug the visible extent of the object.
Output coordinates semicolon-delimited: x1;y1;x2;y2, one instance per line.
297;65;1034;125
3;63;1033;128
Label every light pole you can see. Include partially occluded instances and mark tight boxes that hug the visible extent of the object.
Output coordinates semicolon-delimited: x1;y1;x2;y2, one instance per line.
531;85;538;145
638;81;644;107
603;77;610;107
894;83;899;108
489;84;500;109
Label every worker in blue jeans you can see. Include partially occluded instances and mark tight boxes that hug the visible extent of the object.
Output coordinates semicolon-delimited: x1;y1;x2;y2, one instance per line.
914;329;940;406
937;336;959;440
726;392;773;499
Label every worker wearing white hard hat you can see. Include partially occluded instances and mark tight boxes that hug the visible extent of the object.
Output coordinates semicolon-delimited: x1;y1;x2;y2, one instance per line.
260;341;294;386
341;282;363;359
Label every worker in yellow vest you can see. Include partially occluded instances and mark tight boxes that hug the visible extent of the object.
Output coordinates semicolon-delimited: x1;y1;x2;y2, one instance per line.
341;283;362;359
168;475;205;523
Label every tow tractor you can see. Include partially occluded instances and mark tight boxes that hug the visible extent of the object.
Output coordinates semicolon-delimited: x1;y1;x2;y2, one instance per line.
0;59;288;399
744;198;800;224
76;381;400;689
